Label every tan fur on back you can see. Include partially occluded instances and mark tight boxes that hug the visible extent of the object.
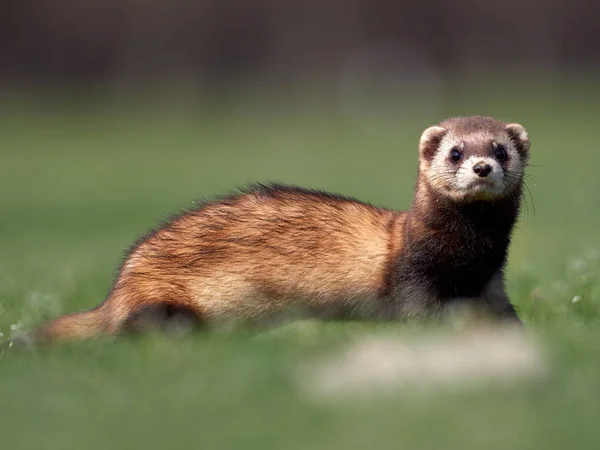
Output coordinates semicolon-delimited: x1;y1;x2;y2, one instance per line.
111;187;403;325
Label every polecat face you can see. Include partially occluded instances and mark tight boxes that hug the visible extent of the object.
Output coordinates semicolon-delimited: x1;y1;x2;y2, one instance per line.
418;116;530;202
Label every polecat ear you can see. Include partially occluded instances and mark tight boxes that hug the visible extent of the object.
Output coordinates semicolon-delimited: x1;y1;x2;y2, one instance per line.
419;126;447;160
505;123;530;160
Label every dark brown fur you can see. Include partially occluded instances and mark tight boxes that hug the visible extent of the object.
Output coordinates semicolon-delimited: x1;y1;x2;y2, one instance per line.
17;116;529;346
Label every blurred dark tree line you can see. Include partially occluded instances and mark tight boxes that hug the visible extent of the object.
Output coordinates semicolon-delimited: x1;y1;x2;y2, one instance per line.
0;0;598;86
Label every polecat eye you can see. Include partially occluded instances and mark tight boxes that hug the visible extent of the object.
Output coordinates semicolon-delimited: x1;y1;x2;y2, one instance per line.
494;145;508;162
449;147;463;162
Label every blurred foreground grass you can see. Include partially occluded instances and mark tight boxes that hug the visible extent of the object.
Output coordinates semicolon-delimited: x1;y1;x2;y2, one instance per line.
1;81;600;449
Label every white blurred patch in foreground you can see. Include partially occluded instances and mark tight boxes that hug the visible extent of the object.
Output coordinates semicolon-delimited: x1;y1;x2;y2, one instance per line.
296;326;545;400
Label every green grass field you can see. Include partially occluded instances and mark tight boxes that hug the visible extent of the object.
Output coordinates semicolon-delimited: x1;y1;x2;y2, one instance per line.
1;82;600;449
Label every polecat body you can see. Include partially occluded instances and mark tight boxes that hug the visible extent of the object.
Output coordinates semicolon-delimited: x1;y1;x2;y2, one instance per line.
23;116;531;345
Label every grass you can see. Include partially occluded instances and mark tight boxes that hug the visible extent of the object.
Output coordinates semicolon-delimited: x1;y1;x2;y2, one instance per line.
1;81;600;449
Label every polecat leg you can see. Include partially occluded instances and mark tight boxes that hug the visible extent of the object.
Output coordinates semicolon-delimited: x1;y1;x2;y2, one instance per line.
481;271;523;325
122;303;204;336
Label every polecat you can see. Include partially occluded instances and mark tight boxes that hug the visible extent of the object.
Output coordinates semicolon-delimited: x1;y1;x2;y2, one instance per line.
16;116;531;346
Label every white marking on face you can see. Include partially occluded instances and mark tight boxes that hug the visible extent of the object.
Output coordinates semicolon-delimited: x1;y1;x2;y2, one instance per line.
455;156;504;195
501;130;526;194
422;130;526;201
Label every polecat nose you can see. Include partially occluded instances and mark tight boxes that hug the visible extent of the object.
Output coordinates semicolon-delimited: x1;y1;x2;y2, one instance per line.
473;163;492;177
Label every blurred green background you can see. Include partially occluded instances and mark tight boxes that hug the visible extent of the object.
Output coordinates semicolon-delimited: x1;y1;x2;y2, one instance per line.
1;2;600;449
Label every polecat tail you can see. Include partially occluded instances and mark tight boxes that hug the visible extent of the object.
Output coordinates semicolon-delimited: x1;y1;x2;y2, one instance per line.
35;305;109;343
1;305;110;352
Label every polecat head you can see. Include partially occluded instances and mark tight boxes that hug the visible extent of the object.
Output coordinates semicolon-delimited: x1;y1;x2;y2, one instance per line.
418;116;530;202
